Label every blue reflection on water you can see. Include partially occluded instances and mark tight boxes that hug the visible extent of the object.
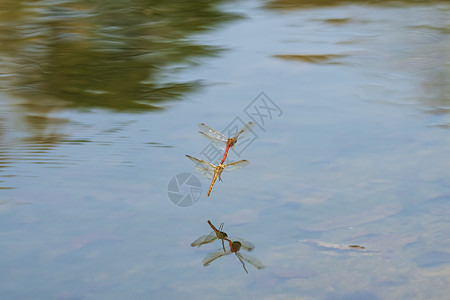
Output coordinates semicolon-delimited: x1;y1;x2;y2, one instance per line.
1;0;450;299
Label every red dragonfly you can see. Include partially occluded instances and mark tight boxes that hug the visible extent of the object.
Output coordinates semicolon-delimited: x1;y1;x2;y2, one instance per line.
185;155;249;197
198;122;254;164
202;238;264;274
191;220;255;252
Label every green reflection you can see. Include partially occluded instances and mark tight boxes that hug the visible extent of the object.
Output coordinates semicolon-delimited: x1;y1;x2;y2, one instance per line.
0;0;239;111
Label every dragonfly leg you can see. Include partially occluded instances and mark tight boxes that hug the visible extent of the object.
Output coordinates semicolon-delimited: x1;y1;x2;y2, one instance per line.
221;239;226;252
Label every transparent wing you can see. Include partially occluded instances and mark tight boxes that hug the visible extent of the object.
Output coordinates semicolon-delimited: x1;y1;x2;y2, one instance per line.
230;237;255;251
202;250;230;267
186;155;216;169
233;122;255;140
198;123;228;144
190;232;217;247
186;155;216;179
194;167;215;180
237;252;265;270
198;123;227;141
199;132;227;150
223;160;249;171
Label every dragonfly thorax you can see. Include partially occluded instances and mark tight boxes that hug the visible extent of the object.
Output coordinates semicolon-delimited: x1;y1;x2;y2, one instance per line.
227;138;237;147
230;241;242;252
218;232;228;239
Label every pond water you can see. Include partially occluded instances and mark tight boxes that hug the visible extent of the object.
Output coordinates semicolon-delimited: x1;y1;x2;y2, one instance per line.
1;0;449;299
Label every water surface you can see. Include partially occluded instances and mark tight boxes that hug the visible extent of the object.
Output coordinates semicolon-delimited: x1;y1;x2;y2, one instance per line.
1;0;449;299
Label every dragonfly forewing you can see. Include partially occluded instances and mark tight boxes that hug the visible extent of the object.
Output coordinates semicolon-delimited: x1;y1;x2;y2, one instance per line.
199;132;227;150
233;122;255;140
223;160;249;171
198;123;228;150
190;232;217;247
186;155;216;169
186;155;216;179
199;122;254;151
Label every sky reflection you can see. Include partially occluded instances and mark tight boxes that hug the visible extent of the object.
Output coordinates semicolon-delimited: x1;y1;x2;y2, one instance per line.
0;0;449;299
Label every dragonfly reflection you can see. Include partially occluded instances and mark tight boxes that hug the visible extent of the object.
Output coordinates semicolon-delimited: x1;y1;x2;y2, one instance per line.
191;220;228;251
191;220;254;252
185;155;249;197
198;122;254;164
203;238;264;274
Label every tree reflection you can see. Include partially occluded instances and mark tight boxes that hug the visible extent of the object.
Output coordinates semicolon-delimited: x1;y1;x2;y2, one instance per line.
0;0;239;111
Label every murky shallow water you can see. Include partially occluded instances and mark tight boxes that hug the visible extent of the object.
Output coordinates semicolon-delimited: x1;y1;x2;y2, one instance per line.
1;0;449;299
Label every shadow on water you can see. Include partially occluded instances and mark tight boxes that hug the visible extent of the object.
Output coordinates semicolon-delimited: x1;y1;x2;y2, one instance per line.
0;0;240;112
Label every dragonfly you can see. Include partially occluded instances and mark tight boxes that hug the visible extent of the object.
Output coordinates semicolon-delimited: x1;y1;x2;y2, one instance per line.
202;238;264;274
191;220;229;252
198;122;254;164
191;220;255;252
185;155;249;197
